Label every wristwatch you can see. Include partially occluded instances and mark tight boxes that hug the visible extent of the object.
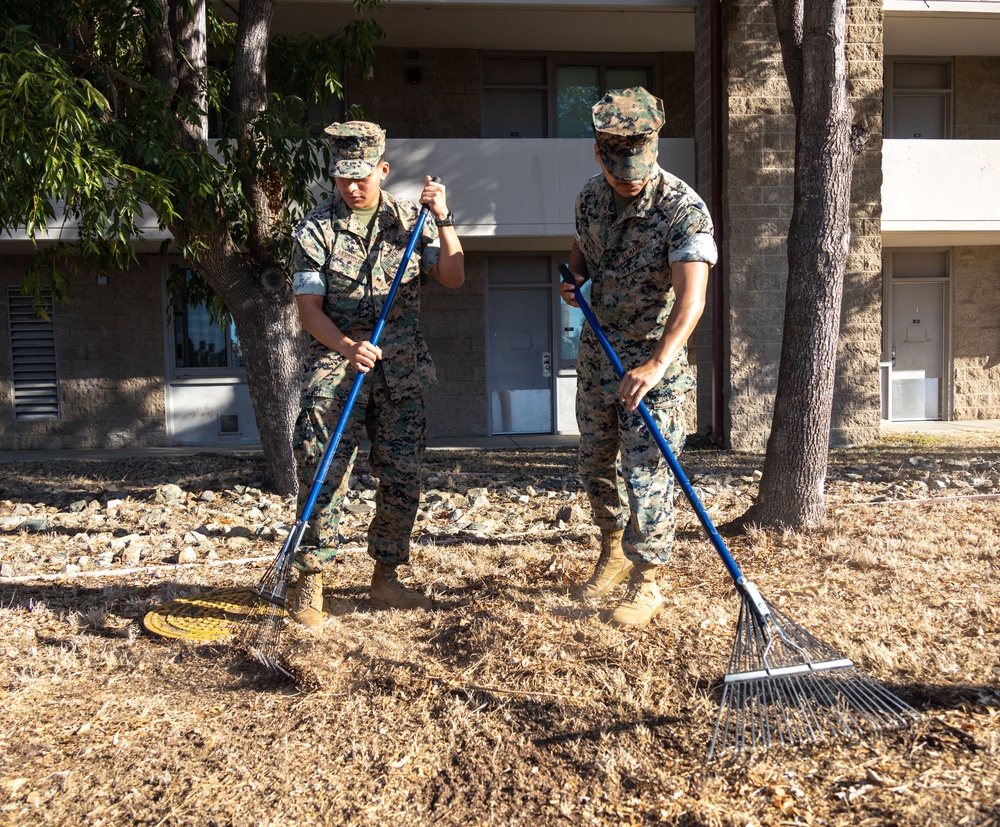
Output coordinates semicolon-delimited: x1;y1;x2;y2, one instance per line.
434;212;455;228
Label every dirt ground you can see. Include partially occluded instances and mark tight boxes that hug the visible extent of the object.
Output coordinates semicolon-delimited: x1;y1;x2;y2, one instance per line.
1;432;998;826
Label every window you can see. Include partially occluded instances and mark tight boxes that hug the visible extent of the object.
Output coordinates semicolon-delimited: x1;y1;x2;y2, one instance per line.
483;54;658;139
7;288;59;420
885;59;953;139
559;281;591;370
169;269;245;375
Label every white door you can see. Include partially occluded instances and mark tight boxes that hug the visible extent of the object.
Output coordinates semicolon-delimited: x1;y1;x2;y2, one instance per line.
889;281;945;420
488;287;553;434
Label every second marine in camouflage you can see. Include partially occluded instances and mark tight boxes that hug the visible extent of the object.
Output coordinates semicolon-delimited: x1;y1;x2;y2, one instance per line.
561;86;718;627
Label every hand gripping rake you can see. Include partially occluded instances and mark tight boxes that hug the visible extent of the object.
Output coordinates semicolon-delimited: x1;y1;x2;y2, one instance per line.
559;264;920;761
236;190;437;675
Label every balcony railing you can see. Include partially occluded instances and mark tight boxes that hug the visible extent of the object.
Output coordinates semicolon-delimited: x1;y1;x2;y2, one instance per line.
383;137;696;241
2;137;696;247
882;138;1000;245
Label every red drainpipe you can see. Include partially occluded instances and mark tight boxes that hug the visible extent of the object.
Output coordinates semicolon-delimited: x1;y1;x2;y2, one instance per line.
710;0;725;445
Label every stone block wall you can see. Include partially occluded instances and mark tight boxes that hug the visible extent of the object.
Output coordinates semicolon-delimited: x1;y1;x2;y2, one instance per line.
345;46;696;142
717;0;795;451
661;52;697;139
346;47;481;138
699;0;883;452
833;0;884;446
421;252;488;438
952;246;1000;419
0;257;166;451
955;57;1000;140
692;0;721;439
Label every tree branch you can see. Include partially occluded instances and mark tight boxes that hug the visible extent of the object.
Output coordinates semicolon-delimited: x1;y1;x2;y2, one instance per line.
771;0;804;112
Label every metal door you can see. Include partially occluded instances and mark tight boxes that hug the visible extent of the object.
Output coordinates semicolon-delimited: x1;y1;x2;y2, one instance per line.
889;281;945;420
488;288;553;434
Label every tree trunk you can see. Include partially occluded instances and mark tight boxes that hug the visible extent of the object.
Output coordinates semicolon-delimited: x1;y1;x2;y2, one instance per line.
198;229;301;495
742;0;856;531
161;0;299;494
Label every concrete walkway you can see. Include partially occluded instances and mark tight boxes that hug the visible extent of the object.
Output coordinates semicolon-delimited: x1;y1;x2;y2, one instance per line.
0;421;996;464
880;419;1000;433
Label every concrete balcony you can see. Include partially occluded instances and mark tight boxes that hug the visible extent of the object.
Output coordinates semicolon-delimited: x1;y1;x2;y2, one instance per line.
2;138;696;251
882;139;1000;246
382;137;696;249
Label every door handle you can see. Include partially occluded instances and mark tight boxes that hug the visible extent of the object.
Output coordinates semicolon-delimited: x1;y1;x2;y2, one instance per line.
542;352;552;378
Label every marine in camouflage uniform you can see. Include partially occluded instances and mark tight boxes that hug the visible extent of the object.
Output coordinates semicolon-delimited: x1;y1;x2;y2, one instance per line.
288;121;465;628
561;87;718;627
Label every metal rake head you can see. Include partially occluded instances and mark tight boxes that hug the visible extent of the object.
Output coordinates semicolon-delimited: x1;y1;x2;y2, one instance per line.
232;546;296;677
708;582;921;761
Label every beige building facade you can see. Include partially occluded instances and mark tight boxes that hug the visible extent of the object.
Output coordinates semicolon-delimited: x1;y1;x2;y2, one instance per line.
2;0;999;453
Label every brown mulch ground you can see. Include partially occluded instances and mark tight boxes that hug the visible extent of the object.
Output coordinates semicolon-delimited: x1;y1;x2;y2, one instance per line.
1;432;998;826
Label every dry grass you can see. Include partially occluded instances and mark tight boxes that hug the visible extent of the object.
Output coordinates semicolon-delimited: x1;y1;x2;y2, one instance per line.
1;433;998;826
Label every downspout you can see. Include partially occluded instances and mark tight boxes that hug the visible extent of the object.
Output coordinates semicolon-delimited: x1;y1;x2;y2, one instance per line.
710;0;725;444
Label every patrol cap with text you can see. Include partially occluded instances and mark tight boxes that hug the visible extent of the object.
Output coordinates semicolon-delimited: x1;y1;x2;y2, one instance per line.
592;86;665;182
325;120;386;179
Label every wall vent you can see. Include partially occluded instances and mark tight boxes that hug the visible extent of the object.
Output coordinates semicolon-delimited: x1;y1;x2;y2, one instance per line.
7;289;59;420
219;414;240;434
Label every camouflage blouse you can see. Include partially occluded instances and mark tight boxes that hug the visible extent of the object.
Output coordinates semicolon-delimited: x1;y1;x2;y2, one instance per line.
289;189;439;406
575;165;717;408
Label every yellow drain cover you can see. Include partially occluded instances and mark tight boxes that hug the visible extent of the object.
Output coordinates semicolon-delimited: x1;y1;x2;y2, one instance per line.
143;587;279;641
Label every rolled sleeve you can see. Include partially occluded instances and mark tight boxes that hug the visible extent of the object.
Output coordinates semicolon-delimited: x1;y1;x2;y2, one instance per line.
420;238;441;274
293;271;327;296
668;232;718;267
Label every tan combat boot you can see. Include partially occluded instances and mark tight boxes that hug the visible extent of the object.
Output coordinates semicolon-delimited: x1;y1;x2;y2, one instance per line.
288;571;324;631
608;563;663;627
575;528;632;601
370;562;432;611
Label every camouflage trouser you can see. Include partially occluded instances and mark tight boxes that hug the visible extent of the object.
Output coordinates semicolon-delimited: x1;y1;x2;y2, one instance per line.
577;391;686;565
292;367;426;570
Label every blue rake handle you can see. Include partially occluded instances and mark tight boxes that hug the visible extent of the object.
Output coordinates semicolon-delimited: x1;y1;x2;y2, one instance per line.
299;199;434;524
258;191;435;606
558;263;749;593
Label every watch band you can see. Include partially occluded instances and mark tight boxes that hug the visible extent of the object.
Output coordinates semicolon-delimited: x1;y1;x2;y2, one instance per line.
434;212;455;228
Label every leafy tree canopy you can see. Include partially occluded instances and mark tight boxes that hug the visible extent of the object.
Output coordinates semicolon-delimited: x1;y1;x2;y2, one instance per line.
0;0;383;314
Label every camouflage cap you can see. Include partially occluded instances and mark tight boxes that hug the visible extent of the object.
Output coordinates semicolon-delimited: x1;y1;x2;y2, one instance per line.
324;120;386;179
592;86;664;182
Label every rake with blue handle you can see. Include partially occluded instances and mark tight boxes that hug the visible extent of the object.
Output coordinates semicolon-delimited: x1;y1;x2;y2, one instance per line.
236;185;439;676
559;262;919;760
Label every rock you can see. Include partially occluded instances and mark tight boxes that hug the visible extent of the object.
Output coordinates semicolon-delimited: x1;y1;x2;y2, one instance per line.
20;518;56;533
345;501;376;515
155;484;185;504
199;490;217;502
555;504;587;525
177;547;198;564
